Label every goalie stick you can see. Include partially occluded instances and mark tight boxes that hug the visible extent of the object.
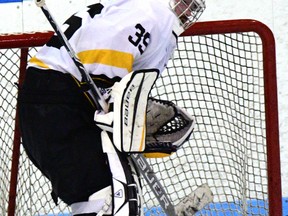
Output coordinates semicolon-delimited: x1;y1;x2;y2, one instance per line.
34;1;213;215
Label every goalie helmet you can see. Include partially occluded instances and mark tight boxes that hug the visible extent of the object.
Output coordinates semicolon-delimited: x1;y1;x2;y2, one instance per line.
161;0;206;34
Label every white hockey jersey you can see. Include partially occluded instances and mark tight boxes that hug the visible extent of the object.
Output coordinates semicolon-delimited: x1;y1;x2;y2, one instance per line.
28;0;179;82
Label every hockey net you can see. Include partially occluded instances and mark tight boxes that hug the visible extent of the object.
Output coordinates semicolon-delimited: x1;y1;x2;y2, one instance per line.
0;19;282;216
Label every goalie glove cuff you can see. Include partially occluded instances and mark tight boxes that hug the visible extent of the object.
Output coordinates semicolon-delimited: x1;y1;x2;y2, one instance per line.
143;141;177;158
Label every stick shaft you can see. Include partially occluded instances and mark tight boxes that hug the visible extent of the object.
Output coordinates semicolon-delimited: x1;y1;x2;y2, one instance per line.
130;154;176;215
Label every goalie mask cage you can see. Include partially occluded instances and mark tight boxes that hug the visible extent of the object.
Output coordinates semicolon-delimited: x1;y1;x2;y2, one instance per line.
0;19;282;216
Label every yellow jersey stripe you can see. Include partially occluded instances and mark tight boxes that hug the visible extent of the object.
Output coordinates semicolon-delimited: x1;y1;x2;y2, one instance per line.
29;56;50;69
77;49;134;72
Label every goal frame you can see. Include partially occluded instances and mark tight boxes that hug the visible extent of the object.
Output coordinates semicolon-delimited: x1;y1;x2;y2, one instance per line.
0;19;282;216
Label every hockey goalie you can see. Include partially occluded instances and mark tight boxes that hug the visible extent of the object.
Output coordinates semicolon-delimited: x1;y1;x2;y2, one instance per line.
18;0;212;215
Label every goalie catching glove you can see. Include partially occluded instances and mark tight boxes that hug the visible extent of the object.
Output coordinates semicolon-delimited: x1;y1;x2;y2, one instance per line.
94;69;195;158
144;97;195;158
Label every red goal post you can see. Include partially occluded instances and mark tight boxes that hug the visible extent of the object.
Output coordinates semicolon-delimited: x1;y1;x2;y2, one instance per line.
0;19;282;216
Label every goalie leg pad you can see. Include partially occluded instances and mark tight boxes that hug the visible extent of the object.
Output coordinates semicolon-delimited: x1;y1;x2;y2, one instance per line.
101;131;143;216
70;186;112;215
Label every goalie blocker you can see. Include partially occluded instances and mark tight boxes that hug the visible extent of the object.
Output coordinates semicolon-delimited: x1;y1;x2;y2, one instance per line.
95;69;195;158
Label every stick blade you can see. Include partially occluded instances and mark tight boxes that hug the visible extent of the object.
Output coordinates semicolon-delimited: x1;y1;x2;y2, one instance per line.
175;184;213;216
